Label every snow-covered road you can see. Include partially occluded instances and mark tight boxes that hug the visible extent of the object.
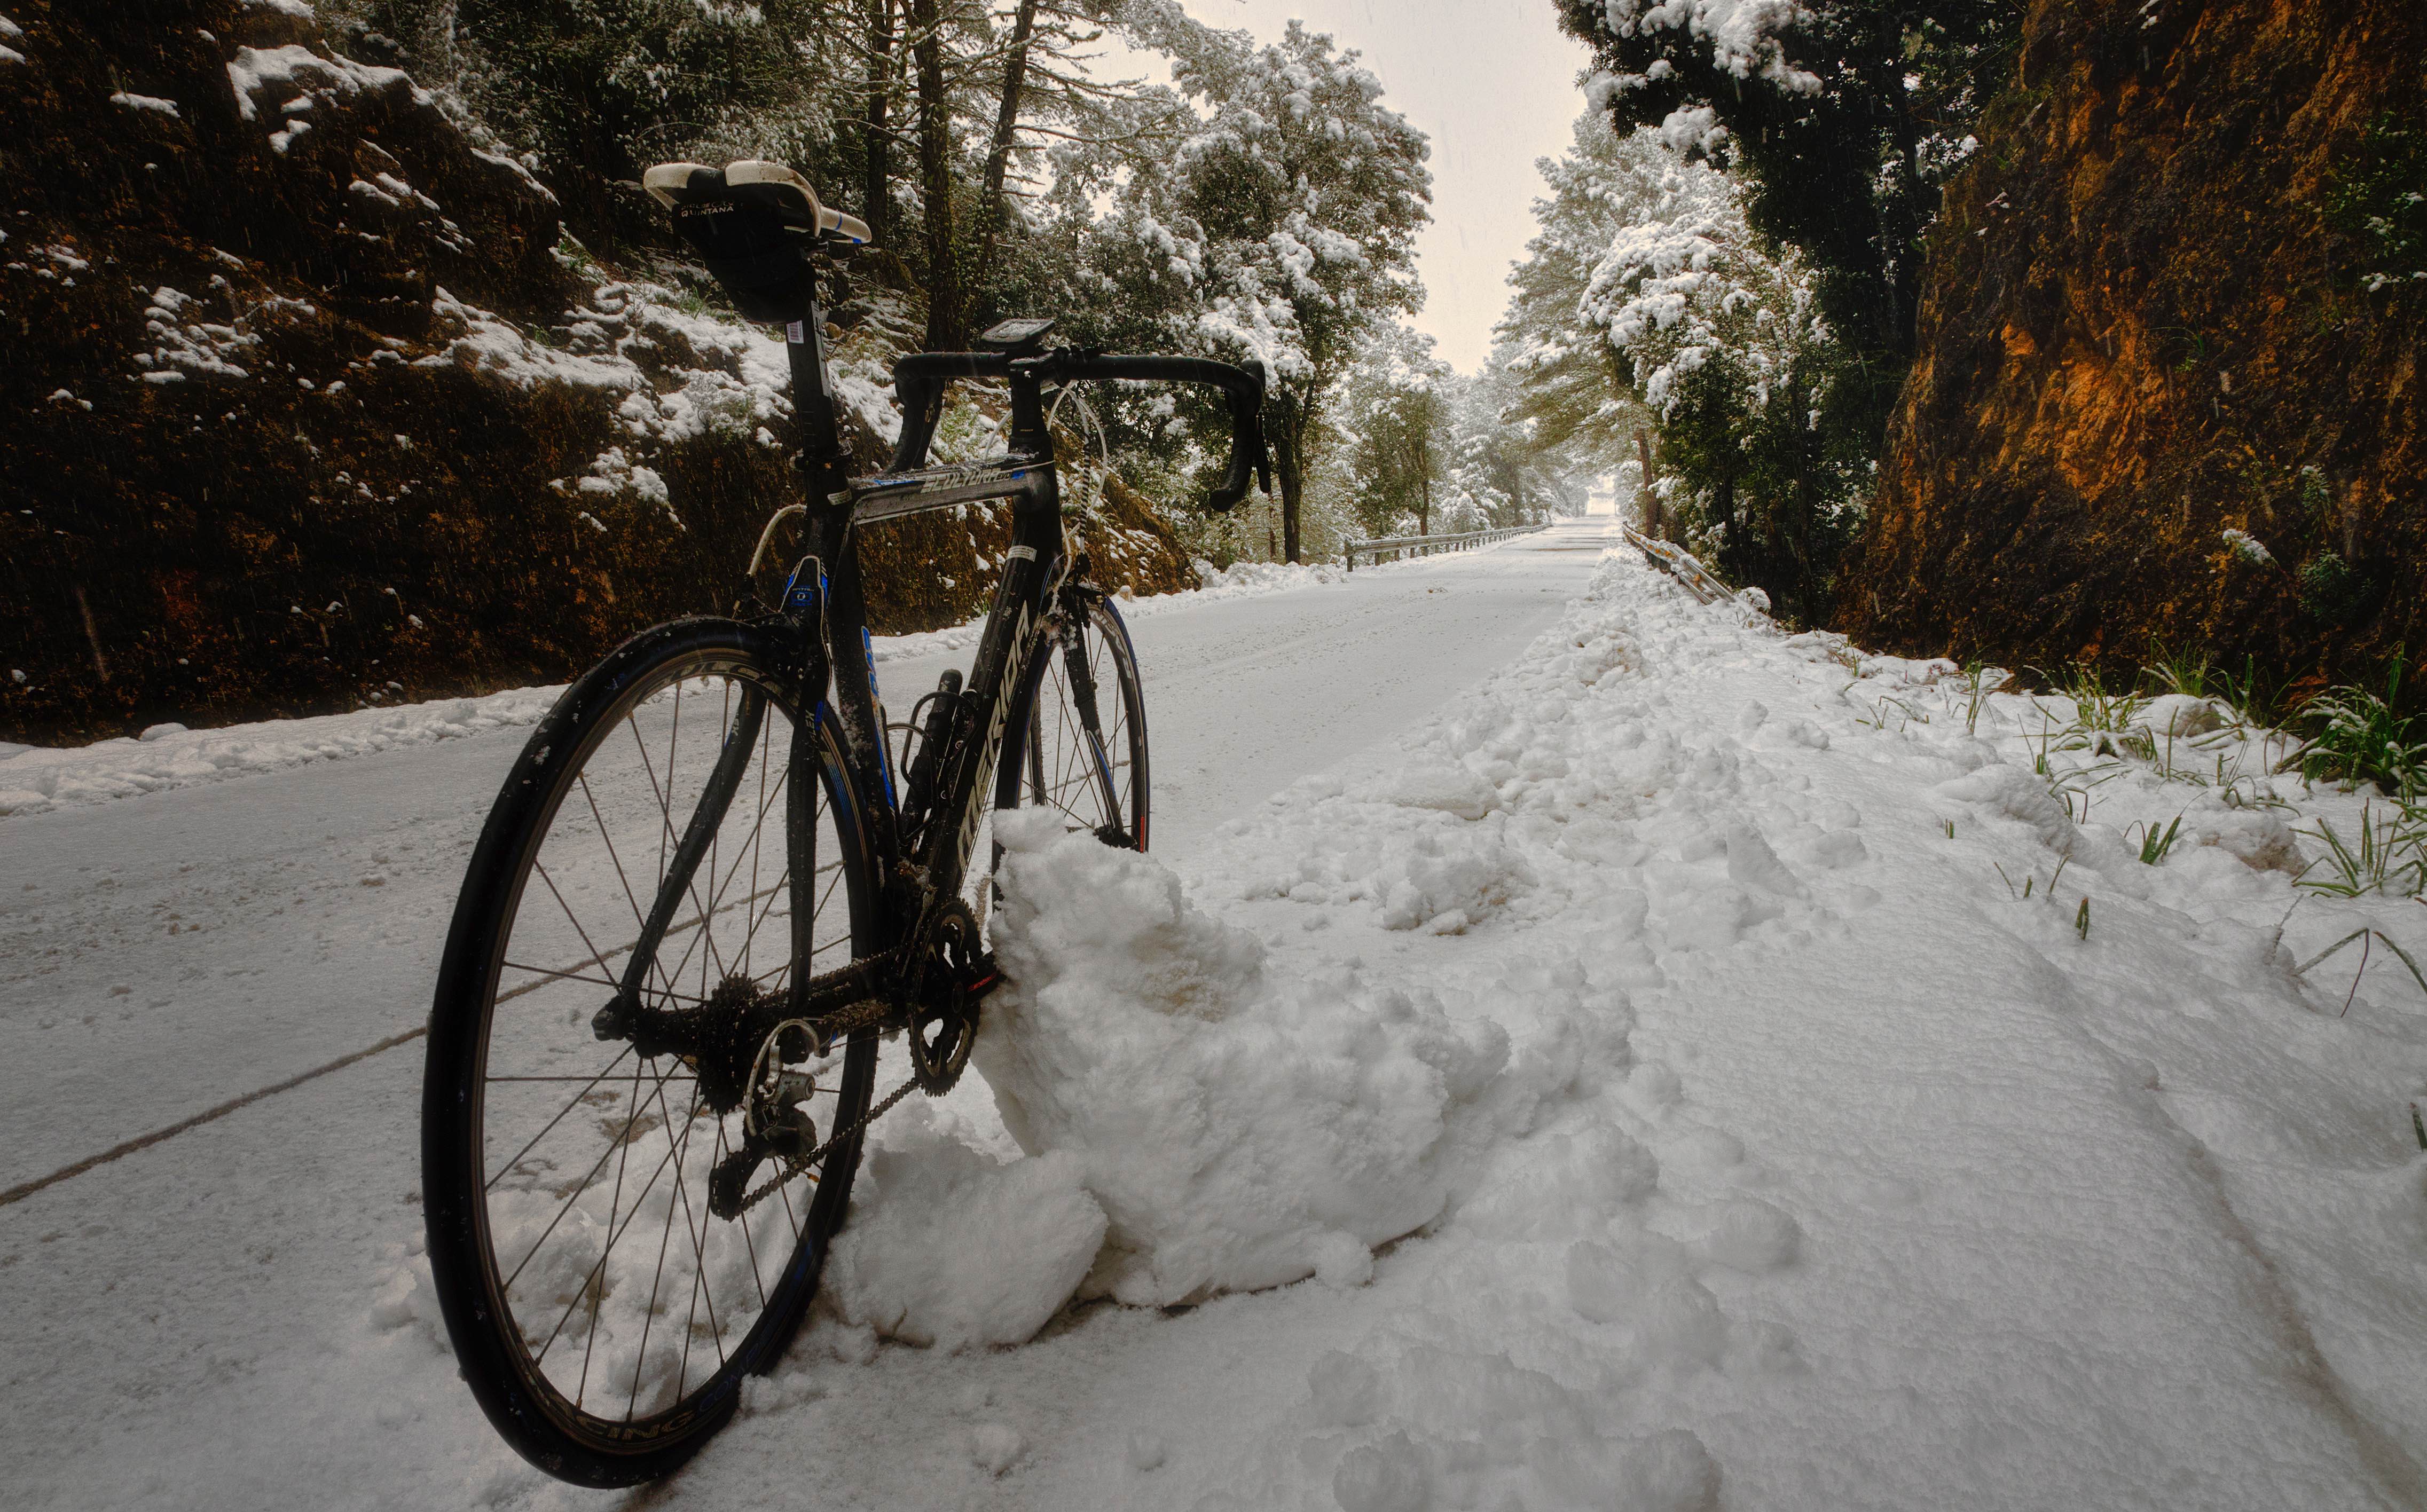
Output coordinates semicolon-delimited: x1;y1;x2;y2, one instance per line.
5;522;2424;1511
0;522;1614;1508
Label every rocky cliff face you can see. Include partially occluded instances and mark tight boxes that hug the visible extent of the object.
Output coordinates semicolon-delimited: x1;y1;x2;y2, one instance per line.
0;0;1189;744
1840;0;2424;688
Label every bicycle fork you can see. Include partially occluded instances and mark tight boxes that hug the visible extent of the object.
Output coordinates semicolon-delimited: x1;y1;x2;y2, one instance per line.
1046;609;1130;848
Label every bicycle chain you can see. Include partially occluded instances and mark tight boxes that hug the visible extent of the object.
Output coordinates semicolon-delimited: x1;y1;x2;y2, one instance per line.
735;1072;921;1215
730;912;992;1214
806;994;900;1047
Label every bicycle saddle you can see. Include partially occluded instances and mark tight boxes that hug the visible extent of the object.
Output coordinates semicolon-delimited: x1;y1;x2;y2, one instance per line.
642;160;871;245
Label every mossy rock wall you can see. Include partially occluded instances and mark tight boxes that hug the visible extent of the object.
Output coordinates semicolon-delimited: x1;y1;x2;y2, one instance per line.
0;0;1189;745
1839;0;2425;689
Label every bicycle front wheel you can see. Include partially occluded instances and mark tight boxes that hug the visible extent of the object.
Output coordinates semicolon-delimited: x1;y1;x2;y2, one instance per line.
996;589;1149;850
422;618;879;1487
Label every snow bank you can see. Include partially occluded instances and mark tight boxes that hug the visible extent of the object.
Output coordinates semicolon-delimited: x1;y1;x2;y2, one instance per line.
0;686;560;817
1140;544;2424;1506
970;808;1514;1305
1190;556;1348;595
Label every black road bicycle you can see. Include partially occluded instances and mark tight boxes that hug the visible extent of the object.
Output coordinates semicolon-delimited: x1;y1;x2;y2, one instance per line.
420;159;1268;1486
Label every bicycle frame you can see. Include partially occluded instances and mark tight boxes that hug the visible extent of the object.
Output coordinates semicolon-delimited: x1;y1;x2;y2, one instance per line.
765;302;1070;999
596;238;1259;1076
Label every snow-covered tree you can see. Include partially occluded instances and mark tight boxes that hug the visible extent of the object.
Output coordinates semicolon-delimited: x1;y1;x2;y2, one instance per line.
1583;145;1863;620
1554;0;2017;364
1331;327;1568;541
1500;113;1863;620
1336;325;1447;538
1441;357;1564;529
1576;140;1814;425
1497;111;1663;472
1035;8;1432;561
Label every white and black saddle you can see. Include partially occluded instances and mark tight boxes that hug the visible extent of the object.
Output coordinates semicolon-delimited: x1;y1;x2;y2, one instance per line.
642;160;870;322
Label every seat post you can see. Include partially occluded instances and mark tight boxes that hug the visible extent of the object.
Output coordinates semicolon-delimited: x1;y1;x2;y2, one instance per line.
782;290;851;481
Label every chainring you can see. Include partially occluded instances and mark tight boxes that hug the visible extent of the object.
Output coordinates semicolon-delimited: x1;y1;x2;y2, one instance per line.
906;899;993;1093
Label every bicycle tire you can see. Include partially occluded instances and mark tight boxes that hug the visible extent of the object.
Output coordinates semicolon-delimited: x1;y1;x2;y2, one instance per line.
423;617;880;1487
996;590;1149;851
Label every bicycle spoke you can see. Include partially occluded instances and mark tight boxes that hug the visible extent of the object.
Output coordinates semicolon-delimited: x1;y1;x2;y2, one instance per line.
649;1072;726;1400
484;1044;638;1193
625;1091;694;1421
488;1074;697;1084
664;682;680;883
529;862;617;1001
528;1089;696;1369
577;772;651;940
727;1120;769;1313
443;634;882;1461
572;1046;650;1408
503;1052;687;1293
657;765;791;993
623;706;740;991
747;711;771;980
497;959;712;1005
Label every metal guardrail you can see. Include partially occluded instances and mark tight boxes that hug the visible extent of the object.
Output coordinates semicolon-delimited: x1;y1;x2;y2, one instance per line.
1342;522;1547;571
1619;523;1739;606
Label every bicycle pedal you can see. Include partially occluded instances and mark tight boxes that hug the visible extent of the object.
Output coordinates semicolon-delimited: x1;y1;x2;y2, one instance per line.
960;953;1001;998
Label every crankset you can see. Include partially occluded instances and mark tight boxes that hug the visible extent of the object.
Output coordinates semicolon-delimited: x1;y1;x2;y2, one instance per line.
906;899;996;1095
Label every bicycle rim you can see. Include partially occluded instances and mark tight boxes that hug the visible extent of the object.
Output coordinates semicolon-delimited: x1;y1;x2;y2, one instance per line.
423;620;877;1485
998;593;1149;850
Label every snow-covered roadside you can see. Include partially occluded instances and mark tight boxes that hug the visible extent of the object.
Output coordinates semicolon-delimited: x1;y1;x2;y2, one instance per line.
664;546;2426;1509
0;528;1612;1512
14;530;2421;1509
0;687;565;818
0;548;1441;820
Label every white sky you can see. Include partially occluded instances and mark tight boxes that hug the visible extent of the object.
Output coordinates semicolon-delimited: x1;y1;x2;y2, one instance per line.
1169;0;1595;374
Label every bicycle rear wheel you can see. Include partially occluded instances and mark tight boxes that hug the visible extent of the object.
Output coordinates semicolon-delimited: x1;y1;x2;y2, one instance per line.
996;589;1149;850
422;618;878;1486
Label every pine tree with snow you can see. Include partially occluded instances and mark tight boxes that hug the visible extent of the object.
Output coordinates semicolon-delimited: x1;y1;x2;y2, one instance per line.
1038;9;1431;561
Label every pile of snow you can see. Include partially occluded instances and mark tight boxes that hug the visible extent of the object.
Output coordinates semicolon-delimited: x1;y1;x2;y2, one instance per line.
1191;556;1349;596
225;42;421;154
970;808;1514;1306
823;1108;1106;1350
129;284;270;384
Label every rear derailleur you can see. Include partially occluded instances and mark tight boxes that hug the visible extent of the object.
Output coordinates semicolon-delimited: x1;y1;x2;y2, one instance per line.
589;904;1001;1220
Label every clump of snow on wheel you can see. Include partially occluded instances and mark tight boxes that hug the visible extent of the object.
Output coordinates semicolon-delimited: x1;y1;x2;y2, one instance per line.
972;807;1521;1305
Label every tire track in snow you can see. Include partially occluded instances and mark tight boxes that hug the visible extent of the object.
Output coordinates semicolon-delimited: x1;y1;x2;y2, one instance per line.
0;1026;426;1208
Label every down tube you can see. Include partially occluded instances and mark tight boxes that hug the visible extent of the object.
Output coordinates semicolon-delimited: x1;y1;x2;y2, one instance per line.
928;541;1053;891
